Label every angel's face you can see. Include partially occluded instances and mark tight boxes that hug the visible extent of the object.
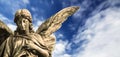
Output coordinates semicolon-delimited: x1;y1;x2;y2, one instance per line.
17;17;29;31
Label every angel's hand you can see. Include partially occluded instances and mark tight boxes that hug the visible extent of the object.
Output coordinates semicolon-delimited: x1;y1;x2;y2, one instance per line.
24;42;49;57
23;42;38;50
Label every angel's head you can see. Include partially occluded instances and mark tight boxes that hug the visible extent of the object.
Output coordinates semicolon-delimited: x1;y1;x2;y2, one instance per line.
14;9;34;35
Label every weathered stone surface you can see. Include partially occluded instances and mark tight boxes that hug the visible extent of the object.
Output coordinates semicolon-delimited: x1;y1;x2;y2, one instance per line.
0;6;79;57
0;20;13;45
36;6;79;53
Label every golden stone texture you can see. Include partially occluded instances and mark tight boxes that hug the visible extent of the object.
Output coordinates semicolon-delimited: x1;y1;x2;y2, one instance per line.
0;6;79;57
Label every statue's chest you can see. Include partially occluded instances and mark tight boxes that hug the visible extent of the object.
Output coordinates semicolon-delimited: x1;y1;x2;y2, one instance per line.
11;34;45;56
12;36;32;49
12;34;44;48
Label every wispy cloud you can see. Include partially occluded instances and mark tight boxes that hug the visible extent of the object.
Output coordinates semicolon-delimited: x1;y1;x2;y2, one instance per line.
23;0;30;4
0;13;16;31
54;32;64;39
32;14;44;31
0;14;11;22
53;0;120;57
33;20;44;31
74;7;120;57
0;0;120;57
72;1;120;57
52;40;71;57
7;24;16;31
0;0;30;15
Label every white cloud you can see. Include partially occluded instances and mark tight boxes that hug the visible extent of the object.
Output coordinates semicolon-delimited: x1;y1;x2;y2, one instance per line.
62;54;71;57
55;33;64;39
55;0;120;57
22;0;29;4
31;7;38;12
68;24;76;31
7;24;16;31
33;20;44;31
73;6;120;57
108;0;120;6
51;0;54;4
52;40;71;57
0;14;11;23
33;15;44;31
72;0;90;19
0;0;29;15
53;40;67;55
45;0;120;57
0;14;16;31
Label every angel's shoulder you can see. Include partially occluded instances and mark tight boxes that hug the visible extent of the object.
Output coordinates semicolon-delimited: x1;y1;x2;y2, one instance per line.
0;35;14;45
30;33;41;37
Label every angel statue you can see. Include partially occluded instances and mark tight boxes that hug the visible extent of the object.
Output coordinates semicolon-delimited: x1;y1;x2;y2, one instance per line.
0;6;79;57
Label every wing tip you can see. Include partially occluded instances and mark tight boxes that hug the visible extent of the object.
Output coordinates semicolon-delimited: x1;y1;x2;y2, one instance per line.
66;6;80;10
71;6;80;10
63;6;80;14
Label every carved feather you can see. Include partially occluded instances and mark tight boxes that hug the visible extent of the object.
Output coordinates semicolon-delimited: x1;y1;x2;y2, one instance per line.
36;6;79;53
36;6;79;36
0;20;13;45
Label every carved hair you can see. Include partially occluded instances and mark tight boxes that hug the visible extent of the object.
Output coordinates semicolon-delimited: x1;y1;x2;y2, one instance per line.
14;9;34;35
14;9;32;23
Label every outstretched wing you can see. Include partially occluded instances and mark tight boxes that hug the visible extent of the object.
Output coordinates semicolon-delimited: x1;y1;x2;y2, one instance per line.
36;6;79;52
36;6;79;36
0;20;13;45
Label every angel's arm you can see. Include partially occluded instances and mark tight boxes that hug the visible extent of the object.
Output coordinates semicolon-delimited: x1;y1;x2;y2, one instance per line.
0;20;13;45
36;6;79;36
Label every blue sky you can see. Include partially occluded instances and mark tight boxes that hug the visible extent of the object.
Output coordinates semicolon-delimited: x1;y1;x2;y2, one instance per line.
0;0;120;57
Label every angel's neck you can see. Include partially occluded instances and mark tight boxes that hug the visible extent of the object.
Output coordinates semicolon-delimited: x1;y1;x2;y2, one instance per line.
14;28;30;35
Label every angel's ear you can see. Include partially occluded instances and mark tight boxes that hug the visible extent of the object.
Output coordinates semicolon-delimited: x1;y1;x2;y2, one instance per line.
36;6;79;36
0;20;13;45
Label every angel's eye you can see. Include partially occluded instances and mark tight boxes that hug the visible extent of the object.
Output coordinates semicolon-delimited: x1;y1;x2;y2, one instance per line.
22;19;26;23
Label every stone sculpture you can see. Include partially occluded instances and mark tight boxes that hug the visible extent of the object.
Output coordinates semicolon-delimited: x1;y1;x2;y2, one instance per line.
0;6;79;57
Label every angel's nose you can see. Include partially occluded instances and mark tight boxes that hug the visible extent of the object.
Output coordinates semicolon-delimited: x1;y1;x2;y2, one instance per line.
21;20;26;30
